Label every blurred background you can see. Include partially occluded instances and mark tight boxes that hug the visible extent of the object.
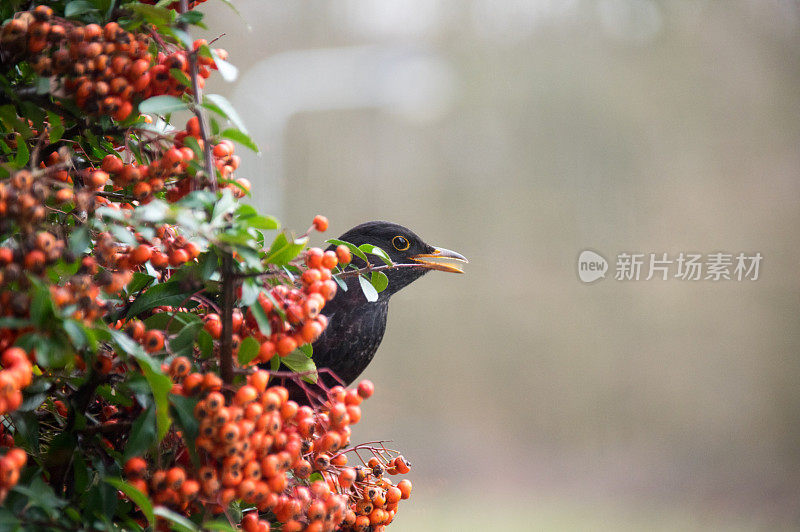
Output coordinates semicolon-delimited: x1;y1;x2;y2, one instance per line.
198;1;800;529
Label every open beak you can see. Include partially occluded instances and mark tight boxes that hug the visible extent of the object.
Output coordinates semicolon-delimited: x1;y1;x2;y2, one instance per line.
410;246;468;273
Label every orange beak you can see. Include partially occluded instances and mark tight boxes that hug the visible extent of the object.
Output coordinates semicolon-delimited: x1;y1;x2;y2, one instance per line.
410;246;468;273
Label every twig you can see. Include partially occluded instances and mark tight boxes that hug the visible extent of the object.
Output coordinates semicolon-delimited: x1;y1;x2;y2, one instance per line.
334;262;421;279
219;253;235;385
179;0;216;191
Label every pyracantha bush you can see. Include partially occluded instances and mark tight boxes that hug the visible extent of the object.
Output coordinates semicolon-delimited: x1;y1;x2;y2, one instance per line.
0;2;412;530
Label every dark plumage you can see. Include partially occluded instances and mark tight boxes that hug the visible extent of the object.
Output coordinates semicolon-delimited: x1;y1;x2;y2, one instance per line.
288;221;466;401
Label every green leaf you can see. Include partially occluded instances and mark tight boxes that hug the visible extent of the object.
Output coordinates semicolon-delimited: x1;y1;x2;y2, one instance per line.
359;275;379;302
125;282;193;319
0;317;30;329
210;50;238;82
182;135;203;161
106;478;154;528
248;302;271;337
333;275;348;292
358;244;393;266
202;521;238;532
197;329;213;359
63;319;90;350
30;280;56;328
134;198;169;223
127;272;156;295
69;226;91;254
169;68;192;88
204;94;248;133
110;224;137;247
9;411;39;452
237;336;260;366
124;402;156;459
168;321;202;356
154;507;199;532
247;216;281;231
265;233;307;266
46;111;64;143
281;348;317;383
18;389;48;412
138;95;189;115
13;137;29;168
298;343;312;357
176;10;204;26
108;330;172;440
11;476;66;519
211;188;236;224
370;270;389;293
127;3;171;26
169;394;199;466
64;0;96;17
0;508;20;529
221;128;259;153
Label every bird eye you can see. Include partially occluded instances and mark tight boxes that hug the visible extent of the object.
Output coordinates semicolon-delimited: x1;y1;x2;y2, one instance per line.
392;236;410;251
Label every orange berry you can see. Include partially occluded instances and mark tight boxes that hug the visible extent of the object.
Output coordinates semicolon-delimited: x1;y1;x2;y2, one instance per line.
206;391;224;412
276;336;296;357
357;380;374;399
242;513;259;532
166;467;185;490
305;248;323;269
101;154;123;174
321;250;338;269
397;479;412;499
335;245;352;265
393;456;410;474
169;356;191;378
258;340;275;362
143;330;164;353
168;248;189;267
124;457;147;478
5;448;26;470
234;385;257;406
129;244;152;265
204;314;222;339
312;215;328;232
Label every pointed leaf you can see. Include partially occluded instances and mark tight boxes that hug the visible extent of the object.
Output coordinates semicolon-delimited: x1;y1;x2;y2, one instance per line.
358;275;379;302
139;95;189;115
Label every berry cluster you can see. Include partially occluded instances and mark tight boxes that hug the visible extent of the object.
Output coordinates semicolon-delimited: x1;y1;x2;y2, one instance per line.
0;447;28;503
239;247;343;364
0;7;227;120
0;348;33;417
0;168;110;327
0;348;34;504
123;370;412;531
91;116;248;204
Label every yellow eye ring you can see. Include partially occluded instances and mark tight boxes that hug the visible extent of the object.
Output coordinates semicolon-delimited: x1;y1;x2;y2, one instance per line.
392;236;410;251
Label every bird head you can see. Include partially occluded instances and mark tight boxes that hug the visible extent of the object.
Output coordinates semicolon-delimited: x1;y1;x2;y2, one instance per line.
330;221;468;296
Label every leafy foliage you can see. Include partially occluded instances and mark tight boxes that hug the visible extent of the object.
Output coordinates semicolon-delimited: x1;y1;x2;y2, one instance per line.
0;1;414;530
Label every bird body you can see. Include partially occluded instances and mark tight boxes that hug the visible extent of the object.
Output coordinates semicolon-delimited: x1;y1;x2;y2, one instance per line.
284;221;467;401
313;221;466;386
312;275;389;386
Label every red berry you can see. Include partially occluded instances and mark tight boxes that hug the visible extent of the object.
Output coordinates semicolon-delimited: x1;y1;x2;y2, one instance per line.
357;380;374;399
312;215;328;232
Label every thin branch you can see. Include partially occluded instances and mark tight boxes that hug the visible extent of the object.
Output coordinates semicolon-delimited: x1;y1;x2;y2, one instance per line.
180;0;216;191
219;252;235;385
335;262;420;279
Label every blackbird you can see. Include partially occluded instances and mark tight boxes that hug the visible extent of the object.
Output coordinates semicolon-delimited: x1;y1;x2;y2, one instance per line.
286;221;467;400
